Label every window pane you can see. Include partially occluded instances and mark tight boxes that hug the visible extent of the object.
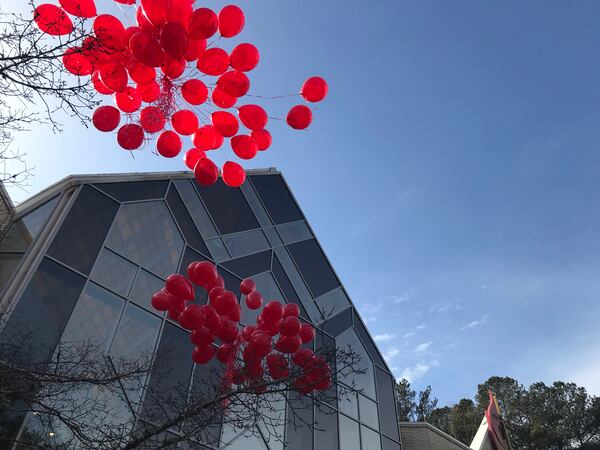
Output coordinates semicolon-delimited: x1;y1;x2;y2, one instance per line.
273;248;318;320
223;229;270;258
314;402;338;450
166;184;210;257
179;246;210;306
353;310;387;368
249;175;303;225
109;303;160;360
287;239;340;298
263;227;283;247
339;415;360;450
375;367;400;441
323;307;353;337
337;329;376;399
1;257;86;364
93;180;169;202
129;269;164;312
240;180;272;228
173;180;219;239
48;185;119;275
276;221;312;244
195;179;259;235
0;223;30;252
359;395;379;430
361;426;381;450
338;385;358;419
381;436;401;450
0;253;22;294
61;282;124;351
241;272;283;325
271;253;308;320
285;391;313;450
19;195;60;239
205;238;230;262
220;250;271;279
105;201;184;279
89;248;137;296
316;287;351;318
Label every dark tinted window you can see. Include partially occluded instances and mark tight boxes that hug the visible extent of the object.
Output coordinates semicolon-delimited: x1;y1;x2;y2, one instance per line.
223;229;269;258
382;436;401;450
323;307;353;337
105;201;183;278
220;250;271;278
109;303;160;360
240;180;272;227
241;272;283;325
89;248;137;296
166;185;210;256
188;357;223;447
271;253;308;320
19;195;60;239
337;329;376;399
93;180;169;202
285;391;313;450
217;267;241;299
174;180;218;239
353;310;386;367
142;323;194;422
195;180;259;235
287;239;340;298
0;253;22;294
375;366;400;441
249;175;303;224
129;269;164;312
1;257;85;363
48;185;118;275
315;287;351;318
314;403;338;450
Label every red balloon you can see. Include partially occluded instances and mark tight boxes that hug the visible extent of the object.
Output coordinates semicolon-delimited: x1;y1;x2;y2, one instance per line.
157;130;182;158
212;87;237;108
190;261;218;287
168;308;182;321
190;326;213;347
99;61;128;93
183;148;206;170
179;304;205;330
242;325;256;342
286;105;313;130
292;348;314;367
238;104;268;131
166;274;194;299
117;124;145;150
62;48;92;76
214;291;237;316
208;287;226;308
127;62;156;84
34;4;73;36
240;278;256;296
140;0;167;27
181;79;208;105
129;31;165;67
217;343;236;364
281;316;301;337
184;39;207;62
137;81;161;103
193;125;218;151
251;129;272;151
189;8;218;40
229;303;241;322
151;290;174;311
246;291;263;310
211;111;239;138
94;14;126;50
124;27;143;46
161;56;186;79
197;48;229;76
283;303;300;318
92;71;113;95
192;345;216;364
217;319;239;344
217;71;250;97
222;162;246;188
166;0;193;27
231;135;258;160
160;21;189;59
59;0;97;18
299;323;315;343
194;158;218;186
275;335;302;354
114;86;142;113
171;110;198;135
135;5;154;30
301;76;328;103
249;331;271;357
266;353;289;380
202;305;221;333
263;301;284;324
212;133;225;150
230;43;259;72
140;107;166;133
218;5;244;38
92;106;120;132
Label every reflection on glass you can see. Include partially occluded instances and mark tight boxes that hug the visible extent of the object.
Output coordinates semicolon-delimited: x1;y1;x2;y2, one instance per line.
20;195;60;237
225;427;269;450
339;415;361;450
206;238;230;262
249;175;303;225
106;201;184;278
314;402;338;450
287;239;340;298
174;180;219;238
285;391;313;450
240;181;272;228
223;229;270;258
109;303;160;360
61;282;124;351
359;394;380;430
315;287;351;318
338;385;358;419
263;227;283;247
276;221;312;244
381;435;402;450
375;367;400;440
0;253;22;293
337;329;376;399
167;185;210;256
241;272;283;325
129;269;164;312
361;425;382;450
90;248;137;296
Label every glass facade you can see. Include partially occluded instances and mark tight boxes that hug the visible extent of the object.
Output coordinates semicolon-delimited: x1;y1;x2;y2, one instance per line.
0;173;401;449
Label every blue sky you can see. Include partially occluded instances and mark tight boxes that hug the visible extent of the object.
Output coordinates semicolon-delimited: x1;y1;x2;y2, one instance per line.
5;0;600;405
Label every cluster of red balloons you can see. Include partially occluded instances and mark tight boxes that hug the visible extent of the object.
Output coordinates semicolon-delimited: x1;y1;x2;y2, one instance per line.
34;0;329;188
151;261;332;396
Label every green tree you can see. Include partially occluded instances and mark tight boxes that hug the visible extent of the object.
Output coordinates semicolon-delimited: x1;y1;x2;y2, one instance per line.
416;385;438;422
395;378;416;421
428;406;451;434
449;399;480;445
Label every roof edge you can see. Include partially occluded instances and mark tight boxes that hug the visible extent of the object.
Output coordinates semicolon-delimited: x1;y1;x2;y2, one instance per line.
399;422;472;449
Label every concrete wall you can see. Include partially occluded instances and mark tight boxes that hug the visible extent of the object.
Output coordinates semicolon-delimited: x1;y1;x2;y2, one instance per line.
400;422;471;450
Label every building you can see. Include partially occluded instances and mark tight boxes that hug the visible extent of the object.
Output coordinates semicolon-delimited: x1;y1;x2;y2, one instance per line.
0;170;402;449
399;423;471;450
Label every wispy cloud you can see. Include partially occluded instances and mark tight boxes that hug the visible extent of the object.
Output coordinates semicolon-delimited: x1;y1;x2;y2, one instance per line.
460;313;491;331
401;360;440;382
416;323;426;330
374;333;397;343
403;331;416;339
428;300;463;314
358;291;413;324
383;348;400;362
414;341;433;354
